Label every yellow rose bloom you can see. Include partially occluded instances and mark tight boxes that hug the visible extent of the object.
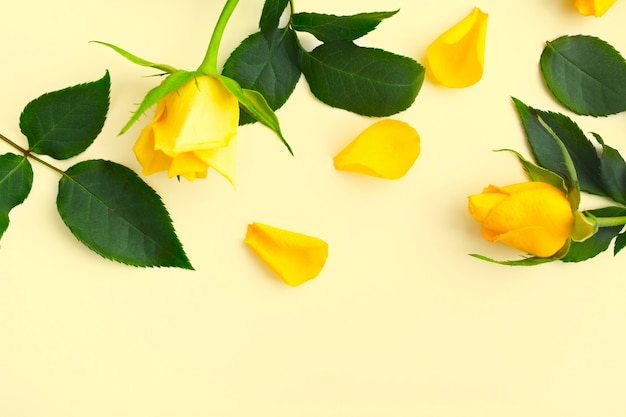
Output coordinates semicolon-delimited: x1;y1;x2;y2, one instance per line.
133;75;239;182
468;182;574;258
245;222;328;286
574;0;617;16
333;119;420;180
426;7;488;88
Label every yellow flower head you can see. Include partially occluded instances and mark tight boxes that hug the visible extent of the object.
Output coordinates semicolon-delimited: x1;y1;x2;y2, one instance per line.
133;75;239;182
426;7;488;88
468;182;574;258
333;119;420;180
574;0;617;16
245;222;328;286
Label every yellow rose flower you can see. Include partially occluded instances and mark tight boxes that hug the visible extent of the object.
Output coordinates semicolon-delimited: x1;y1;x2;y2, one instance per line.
426;7;488;88
574;0;617;16
133;75;239;182
333;119;420;180
468;182;574;258
245;222;328;286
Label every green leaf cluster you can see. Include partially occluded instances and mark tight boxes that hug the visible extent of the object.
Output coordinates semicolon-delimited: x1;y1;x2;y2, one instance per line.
0;73;192;269
475;34;626;266
512;98;626;263
222;0;424;123
479;98;626;266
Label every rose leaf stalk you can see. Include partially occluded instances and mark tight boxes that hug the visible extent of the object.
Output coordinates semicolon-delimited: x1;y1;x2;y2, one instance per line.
0;133;64;176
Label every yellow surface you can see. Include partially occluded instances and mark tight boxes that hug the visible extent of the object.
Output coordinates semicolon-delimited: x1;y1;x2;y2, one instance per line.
1;1;626;416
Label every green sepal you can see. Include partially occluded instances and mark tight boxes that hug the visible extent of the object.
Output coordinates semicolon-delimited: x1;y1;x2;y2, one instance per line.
497;148;567;194
217;74;293;155
470;239;570;266
92;41;177;74
540;35;626;116
534;115;581;211
259;0;290;35
291;10;398;42
571;211;598;242
563;207;626;262
57;159;193;269
120;70;196;134
298;41;424;117
469;253;559;266
19;71;110;160
222;28;301;125
0;153;33;239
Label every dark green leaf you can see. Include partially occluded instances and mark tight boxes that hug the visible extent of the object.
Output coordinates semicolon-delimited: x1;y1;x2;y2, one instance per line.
291;10;398;42
259;0;290;34
614;232;626;255
591;133;626;205
222;28;301;125
92;41;176;73
120;70;196;134
218;75;293;154
562;227;621;262
57;160;193;269
512;98;604;196
299;41;424;116
0;153;33;239
19;71;110;160
540;35;626;116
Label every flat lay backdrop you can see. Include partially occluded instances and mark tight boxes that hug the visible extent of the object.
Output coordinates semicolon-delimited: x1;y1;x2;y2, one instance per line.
2;1;626;416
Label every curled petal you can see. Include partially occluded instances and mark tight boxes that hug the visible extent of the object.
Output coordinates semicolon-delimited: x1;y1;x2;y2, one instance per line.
167;153;209;181
334;119;420;179
245;222;328;286
194;136;237;186
426;7;488;88
574;0;617;16
133;126;172;176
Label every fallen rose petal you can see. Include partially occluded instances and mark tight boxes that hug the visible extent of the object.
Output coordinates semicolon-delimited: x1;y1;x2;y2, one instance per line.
245;222;328;286
426;7;488;88
333;119;420;180
574;0;617;16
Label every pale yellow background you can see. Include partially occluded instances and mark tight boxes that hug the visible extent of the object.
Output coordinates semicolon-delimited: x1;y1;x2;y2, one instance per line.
1;0;626;416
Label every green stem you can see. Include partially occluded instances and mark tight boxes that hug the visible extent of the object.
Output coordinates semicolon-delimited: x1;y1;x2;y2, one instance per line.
595;216;626;228
197;0;240;75
0;132;65;175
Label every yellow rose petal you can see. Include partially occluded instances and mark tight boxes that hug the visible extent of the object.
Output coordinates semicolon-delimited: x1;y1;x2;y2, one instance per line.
426;7;488;88
496;225;569;258
167;152;209;181
245;222;328;286
574;0;617;16
133;75;240;184
194;136;237;186
132;125;172;176
334;119;420;180
171;76;239;153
